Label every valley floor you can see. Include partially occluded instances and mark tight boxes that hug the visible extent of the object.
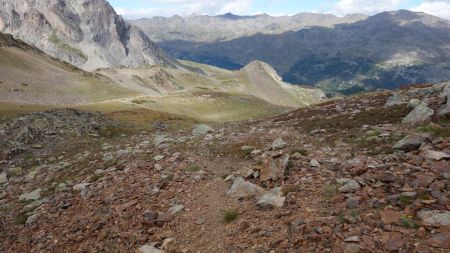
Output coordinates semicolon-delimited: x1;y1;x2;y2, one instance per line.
0;84;449;252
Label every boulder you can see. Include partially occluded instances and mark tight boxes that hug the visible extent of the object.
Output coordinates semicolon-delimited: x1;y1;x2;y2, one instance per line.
168;204;184;215
424;150;450;161
73;183;90;193
442;82;450;96
256;187;286;210
407;99;421;108
418;210;450;227
385;93;406;107
19;188;42;201
380;210;402;224
402;102;434;124
260;155;288;181
393;133;431;151
227;177;265;199
161;238;176;251
192;124;214;135
270;138;287;151
137;245;165;253
154;134;173;146
338;180;361;193
0;172;7;184
427;232;450;249
309;159;320;167
438;95;450;117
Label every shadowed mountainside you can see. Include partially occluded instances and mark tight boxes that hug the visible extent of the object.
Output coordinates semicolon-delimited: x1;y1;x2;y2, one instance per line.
151;10;450;94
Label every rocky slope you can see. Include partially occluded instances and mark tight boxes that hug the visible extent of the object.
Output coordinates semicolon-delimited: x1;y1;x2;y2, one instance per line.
131;12;367;43
152;10;450;94
0;82;448;252
0;32;135;105
0;0;178;70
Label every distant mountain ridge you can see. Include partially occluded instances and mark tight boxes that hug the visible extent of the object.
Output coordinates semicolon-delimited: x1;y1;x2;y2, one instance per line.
0;0;179;70
136;10;450;94
131;12;367;43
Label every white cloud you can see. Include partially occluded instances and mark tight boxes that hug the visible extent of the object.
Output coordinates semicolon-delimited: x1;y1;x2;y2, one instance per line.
410;0;450;19
115;0;254;19
329;0;407;16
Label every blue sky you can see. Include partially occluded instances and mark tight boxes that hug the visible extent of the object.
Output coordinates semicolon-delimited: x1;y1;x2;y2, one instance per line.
109;0;450;19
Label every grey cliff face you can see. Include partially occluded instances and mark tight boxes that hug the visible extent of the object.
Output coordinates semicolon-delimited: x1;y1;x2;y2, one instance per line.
0;0;178;70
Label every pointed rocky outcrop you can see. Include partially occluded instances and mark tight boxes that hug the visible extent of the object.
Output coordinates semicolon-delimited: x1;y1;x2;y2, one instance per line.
239;60;325;107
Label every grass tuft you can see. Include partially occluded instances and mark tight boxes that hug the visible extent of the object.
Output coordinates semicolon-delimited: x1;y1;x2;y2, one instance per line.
185;165;201;173
322;184;338;198
282;184;302;195
223;210;239;223
418;125;450;138
291;148;309;156
14;213;29;225
398;195;413;206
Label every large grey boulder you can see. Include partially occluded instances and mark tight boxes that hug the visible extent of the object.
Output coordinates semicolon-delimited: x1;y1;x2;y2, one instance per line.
402;102;434;124
0;172;7;184
19;188;42;201
385;93;407;107
418;210;450;226
393;133;431;151
442;82;450;97
270;138;287;151
73;183;91;194
192;124;214;135
338;180;361;193
227;177;265;199
438;95;450;117
424;150;450;161
257;187;286;210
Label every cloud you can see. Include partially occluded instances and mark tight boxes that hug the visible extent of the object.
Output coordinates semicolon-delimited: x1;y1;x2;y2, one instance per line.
327;0;408;16
410;0;450;19
115;0;254;19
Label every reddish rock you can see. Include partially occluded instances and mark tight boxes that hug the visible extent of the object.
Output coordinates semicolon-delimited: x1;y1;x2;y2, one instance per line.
385;238;404;252
413;176;436;188
380;210;402;224
260;156;287;181
427;232;450;249
417;227;427;239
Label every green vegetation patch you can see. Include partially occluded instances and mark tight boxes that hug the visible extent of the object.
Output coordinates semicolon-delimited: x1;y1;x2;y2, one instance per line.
184;165;201;173
223;210;239;223
418;124;450;138
49;33;87;61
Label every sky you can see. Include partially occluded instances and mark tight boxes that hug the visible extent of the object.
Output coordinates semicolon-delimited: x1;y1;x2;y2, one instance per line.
109;0;450;20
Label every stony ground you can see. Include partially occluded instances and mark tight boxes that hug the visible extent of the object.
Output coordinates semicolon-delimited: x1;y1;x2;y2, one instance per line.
0;82;449;253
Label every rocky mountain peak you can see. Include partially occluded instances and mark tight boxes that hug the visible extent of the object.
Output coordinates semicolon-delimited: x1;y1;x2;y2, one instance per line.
0;0;179;70
242;60;283;83
369;9;450;27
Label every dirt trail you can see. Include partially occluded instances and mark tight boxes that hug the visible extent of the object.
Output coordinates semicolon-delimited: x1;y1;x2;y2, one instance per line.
166;159;242;252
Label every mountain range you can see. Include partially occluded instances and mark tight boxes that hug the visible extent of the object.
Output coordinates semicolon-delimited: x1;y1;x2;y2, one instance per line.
131;12;367;43
134;10;450;94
